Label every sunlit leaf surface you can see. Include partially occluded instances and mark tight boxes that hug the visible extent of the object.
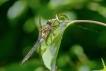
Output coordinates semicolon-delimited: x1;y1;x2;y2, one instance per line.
42;19;69;70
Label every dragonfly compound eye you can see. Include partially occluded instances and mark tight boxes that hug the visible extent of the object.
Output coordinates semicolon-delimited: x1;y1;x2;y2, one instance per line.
46;20;52;25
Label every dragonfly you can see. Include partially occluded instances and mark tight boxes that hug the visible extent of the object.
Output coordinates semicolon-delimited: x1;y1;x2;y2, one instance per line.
21;15;59;65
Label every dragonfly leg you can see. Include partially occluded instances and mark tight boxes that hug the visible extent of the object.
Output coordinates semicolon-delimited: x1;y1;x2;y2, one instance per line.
45;31;50;45
51;30;55;36
52;25;59;27
45;29;55;45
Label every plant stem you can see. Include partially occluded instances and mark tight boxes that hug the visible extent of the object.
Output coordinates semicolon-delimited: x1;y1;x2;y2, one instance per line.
71;20;106;27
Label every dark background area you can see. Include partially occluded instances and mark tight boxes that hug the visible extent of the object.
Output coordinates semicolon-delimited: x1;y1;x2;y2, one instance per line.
0;0;106;71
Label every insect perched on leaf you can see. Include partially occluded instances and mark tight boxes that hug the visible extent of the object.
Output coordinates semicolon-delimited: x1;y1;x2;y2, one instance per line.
21;15;59;65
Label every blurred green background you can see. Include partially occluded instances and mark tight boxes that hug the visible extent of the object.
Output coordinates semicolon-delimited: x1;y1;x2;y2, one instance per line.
1;0;106;71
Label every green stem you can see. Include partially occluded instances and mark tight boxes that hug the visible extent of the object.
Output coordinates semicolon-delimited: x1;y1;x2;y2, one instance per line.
71;20;106;27
101;58;105;68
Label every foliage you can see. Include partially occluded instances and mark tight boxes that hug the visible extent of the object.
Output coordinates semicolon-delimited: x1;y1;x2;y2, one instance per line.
1;0;106;71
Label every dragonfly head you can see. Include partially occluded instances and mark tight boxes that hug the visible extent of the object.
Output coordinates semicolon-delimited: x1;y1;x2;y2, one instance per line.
46;19;56;25
46;20;52;25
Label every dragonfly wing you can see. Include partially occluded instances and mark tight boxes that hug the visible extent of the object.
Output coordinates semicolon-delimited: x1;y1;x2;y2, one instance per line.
39;13;42;29
21;37;44;65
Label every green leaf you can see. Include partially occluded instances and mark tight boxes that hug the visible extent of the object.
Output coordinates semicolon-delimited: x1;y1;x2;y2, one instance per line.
40;13;106;70
41;19;69;70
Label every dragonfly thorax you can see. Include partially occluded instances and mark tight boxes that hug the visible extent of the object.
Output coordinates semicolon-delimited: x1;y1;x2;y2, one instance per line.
41;26;49;39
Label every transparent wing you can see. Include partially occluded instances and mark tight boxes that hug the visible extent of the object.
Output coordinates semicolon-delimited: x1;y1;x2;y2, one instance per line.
21;14;43;65
39;13;42;29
